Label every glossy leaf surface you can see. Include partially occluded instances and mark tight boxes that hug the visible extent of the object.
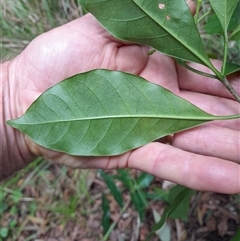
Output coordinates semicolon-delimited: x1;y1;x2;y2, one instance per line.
7;70;234;156
209;0;239;33
79;0;211;66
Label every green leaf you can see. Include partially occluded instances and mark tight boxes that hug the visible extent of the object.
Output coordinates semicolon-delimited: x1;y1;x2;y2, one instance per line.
10;205;18;215
209;0;239;33
0;228;9;238
147;187;192;240
152;209;171;241
230;1;240;40
0;203;8;215
237;40;240;50
204;13;224;35
234;0;240;24
146;188;169;202
99;170;123;207
204;10;239;35
117;170;147;222
130;190;146;221
8;70;240;156
168;185;195;221
79;0;211;66
116;169;133;190
101;193;111;235
225;62;240;75
11;190;22;203
0;189;7;203
9;220;17;228
135;172;154;189
230;24;240;40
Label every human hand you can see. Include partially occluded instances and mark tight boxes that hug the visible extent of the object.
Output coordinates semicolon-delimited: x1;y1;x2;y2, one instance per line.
10;13;149;118
6;14;239;194
3;13;148;179
54;54;238;194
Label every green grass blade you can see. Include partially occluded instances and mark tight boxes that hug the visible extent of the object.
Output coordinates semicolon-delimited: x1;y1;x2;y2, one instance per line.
130;190;146;222
99;170;123;208
101;193;111;235
136;173;154;189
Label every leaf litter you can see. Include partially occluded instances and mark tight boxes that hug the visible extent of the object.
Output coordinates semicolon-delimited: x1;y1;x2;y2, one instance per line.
1;162;239;241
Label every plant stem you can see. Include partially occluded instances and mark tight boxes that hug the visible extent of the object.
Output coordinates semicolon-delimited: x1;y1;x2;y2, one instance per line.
102;199;131;241
221;34;228;75
179;61;240;103
194;0;202;24
222;77;240;103
197;10;211;24
181;61;218;79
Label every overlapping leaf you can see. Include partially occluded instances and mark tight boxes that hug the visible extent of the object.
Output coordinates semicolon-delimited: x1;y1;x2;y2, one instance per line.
79;0;211;66
237;40;240;50
230;25;240;40
225;62;240;75
209;0;239;33
204;12;239;35
230;1;240;40
147;187;193;240
168;185;195;221
7;70;237;156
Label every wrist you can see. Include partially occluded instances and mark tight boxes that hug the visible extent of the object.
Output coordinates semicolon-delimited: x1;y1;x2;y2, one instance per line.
1;60;35;181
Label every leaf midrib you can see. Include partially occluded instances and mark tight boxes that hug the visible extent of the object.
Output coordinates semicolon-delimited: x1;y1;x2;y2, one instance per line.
132;0;211;67
10;114;238;126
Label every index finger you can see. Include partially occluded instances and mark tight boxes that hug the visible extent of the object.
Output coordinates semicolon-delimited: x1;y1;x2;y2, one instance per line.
127;142;240;194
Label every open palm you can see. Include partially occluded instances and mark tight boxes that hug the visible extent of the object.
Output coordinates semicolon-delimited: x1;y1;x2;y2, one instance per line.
11;14;240;193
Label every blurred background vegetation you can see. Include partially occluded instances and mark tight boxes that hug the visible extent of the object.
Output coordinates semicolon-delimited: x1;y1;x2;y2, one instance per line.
1;0;81;60
0;1;239;241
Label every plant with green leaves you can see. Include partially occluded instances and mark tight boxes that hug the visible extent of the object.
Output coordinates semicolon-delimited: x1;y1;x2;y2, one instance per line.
99;169;240;240
7;0;240;157
100;170;155;239
2;0;240;240
99;169;197;241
